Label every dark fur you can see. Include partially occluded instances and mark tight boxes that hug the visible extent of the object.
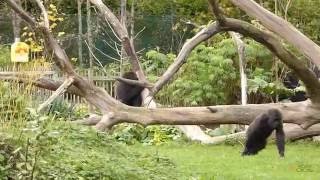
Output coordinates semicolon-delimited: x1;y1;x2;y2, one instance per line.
115;72;143;106
242;109;285;157
279;72;307;102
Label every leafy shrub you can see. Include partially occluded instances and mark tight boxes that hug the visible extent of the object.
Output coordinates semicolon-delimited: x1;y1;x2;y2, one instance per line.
0;82;29;122
47;98;88;120
0;46;11;67
112;124;182;145
157;41;238;106
1;119;181;179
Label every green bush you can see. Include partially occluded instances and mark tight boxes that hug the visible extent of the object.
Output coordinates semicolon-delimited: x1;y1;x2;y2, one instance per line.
47;98;88;120
112;124;182;145
0;82;29;122
1;120;181;179
0;46;11;67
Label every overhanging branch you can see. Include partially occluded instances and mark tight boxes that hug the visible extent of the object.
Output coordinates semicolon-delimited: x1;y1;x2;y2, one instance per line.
230;0;320;65
220;18;320;103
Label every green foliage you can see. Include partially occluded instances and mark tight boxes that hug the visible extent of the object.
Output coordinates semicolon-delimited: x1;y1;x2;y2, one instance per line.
47;98;87;120
143;50;175;75
1;120;181;179
157;40;238;106
0;82;29;121
112;124;182;145
243;39;298;102
0;46;11;67
248;68;293;97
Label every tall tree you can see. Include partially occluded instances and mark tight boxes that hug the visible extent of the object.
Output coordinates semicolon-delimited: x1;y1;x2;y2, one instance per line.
77;0;83;66
11;0;21;42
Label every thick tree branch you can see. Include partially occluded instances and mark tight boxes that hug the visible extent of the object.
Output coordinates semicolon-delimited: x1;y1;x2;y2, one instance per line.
230;0;320;65
82;101;320;129
285;124;320;141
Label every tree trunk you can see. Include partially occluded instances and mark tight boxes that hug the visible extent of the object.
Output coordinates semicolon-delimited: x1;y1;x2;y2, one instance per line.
86;0;95;113
77;0;83;66
11;0;21;42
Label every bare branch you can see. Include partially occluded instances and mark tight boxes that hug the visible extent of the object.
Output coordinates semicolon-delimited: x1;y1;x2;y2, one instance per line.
134;26;146;39
230;0;320;65
229;32;247;105
34;0;50;29
101;101;319;129
37;76;74;112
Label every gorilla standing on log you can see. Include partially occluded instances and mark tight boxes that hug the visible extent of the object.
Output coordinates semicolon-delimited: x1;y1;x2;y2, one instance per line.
115;71;144;106
242;109;285;157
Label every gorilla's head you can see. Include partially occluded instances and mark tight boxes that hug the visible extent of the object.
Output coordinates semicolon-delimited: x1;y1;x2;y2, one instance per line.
267;109;283;129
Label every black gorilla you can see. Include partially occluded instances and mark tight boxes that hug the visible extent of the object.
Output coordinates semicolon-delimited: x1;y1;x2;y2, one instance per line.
242;109;285;157
115;71;143;106
280;72;307;102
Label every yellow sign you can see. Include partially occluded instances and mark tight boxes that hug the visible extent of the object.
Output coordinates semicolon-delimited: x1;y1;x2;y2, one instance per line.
11;42;29;62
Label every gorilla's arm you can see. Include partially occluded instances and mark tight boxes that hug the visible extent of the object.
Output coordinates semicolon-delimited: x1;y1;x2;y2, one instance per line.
275;128;285;157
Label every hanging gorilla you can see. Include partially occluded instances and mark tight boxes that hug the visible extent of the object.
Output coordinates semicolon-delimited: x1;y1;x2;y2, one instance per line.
242;108;285;157
115;71;143;106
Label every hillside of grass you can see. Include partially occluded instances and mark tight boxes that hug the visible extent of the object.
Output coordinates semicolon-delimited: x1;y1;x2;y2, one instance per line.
0;122;181;179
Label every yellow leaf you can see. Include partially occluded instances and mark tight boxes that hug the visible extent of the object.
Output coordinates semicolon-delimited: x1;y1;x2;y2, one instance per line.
58;32;65;37
50;23;57;29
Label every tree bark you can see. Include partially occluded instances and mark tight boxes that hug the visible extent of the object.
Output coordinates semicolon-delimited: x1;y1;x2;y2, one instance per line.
86;0;95;113
230;0;320;66
77;0;83;66
11;0;21;42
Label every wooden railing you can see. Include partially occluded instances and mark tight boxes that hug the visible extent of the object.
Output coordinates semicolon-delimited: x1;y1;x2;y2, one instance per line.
0;65;117;104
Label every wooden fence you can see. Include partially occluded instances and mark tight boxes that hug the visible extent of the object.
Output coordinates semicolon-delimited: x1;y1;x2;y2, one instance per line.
0;65;117;105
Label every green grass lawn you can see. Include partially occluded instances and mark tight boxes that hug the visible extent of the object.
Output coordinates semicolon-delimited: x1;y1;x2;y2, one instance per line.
2;122;320;179
131;141;320;180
